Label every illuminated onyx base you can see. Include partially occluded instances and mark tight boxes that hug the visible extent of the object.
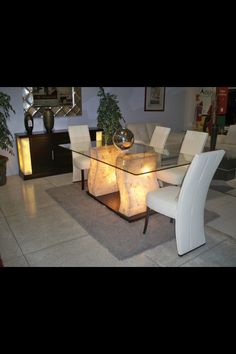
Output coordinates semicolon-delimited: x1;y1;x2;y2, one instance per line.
88;146;159;217
116;152;159;217
88;145;120;197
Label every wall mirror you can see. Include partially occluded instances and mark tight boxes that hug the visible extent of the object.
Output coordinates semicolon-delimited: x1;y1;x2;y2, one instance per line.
22;87;82;117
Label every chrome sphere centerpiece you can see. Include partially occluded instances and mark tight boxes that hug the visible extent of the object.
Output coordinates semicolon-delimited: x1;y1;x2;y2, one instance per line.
113;127;134;150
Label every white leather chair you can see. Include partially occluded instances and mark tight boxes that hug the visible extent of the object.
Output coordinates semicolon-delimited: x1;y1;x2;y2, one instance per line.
149;126;171;149
143;150;225;255
156;130;208;186
68;125;91;190
149;126;171;188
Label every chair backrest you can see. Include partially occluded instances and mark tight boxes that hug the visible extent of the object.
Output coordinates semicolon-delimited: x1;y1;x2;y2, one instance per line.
225;124;236;144
149;126;171;149
68;125;90;142
176;149;225;254
180;130;208;155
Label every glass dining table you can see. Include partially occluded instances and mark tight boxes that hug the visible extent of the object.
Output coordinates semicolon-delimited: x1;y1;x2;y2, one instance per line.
60;142;194;222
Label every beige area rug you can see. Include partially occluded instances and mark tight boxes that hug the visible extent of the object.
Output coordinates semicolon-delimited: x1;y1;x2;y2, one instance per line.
210;178;236;197
46;183;219;260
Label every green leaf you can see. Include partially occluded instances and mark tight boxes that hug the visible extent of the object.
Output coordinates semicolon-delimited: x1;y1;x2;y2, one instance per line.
0;92;15;155
97;87;124;141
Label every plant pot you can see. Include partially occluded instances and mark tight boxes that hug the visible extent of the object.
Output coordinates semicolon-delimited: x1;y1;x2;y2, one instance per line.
43;109;54;133
0;155;8;186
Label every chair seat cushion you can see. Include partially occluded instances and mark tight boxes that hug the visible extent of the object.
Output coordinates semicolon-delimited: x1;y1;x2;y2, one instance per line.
156;165;188;185
73;156;90;169
146;186;180;219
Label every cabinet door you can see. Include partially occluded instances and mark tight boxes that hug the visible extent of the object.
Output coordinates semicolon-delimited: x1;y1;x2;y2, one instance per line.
30;135;53;174
52;132;72;173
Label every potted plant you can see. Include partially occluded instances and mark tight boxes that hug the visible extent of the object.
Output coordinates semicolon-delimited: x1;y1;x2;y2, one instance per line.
0;91;15;186
97;87;124;145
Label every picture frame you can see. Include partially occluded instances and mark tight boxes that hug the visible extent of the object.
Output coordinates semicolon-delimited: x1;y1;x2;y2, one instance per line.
144;87;165;111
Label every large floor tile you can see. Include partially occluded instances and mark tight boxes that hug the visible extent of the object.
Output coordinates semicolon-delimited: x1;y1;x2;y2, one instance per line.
44;173;73;187
7;204;89;254
227;189;236;197
207;215;236;239
0;182;58;217
1;175;27;190
204;225;229;243
227;179;236;188
206;191;236;217
26;235;119;267
1;174;236;267
21;177;54;187
115;253;159;267
144;239;205;267
181;238;236;267
144;228;228;267
0;175;51;195
0;218;23;262
3;255;29;267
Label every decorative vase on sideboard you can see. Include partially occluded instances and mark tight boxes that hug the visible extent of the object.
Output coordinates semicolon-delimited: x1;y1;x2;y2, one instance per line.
24;112;34;135
43;108;54;133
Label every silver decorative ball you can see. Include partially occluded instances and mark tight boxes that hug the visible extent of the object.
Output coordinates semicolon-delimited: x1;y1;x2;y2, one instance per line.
113;127;134;150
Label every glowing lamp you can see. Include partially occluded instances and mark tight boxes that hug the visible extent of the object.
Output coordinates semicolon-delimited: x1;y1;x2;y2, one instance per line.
17;137;32;175
96;131;103;147
116;152;159;217
88;145;120;196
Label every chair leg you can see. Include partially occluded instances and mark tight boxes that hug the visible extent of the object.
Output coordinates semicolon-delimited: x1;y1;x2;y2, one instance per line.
143;207;151;234
81;170;85;190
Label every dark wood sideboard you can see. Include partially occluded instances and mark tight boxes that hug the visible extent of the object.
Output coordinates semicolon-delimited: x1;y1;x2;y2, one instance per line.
15;128;102;180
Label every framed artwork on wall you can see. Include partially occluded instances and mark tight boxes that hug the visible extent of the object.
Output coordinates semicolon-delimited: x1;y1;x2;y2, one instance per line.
144;87;165;111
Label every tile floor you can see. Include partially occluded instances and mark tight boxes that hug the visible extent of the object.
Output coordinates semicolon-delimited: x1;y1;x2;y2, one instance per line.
0;173;236;267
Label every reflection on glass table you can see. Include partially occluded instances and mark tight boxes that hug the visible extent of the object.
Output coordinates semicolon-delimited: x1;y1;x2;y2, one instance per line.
60;142;194;221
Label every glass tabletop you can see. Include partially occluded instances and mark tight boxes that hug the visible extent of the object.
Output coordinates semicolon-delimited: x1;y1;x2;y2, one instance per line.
60;142;194;176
